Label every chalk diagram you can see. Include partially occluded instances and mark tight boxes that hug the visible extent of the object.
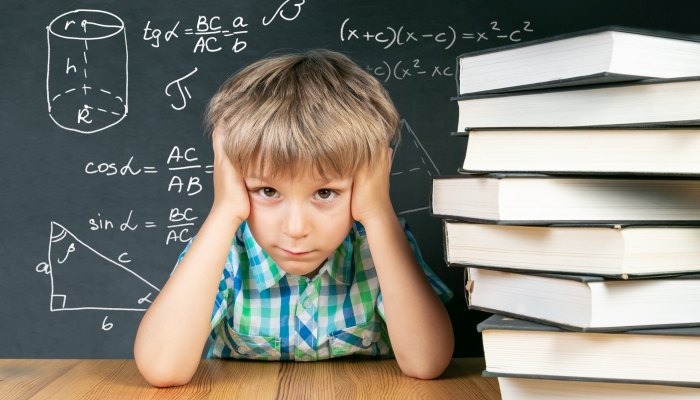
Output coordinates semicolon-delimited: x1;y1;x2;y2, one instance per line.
46;9;128;134
390;120;441;215
35;222;159;312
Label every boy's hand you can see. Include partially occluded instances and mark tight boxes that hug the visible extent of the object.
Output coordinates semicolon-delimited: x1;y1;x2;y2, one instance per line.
351;147;394;224
211;126;250;222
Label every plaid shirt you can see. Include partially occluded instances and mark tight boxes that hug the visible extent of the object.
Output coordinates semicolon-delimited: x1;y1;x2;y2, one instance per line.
172;217;453;362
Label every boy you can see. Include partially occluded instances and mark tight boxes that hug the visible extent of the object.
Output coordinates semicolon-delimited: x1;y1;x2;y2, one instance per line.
134;49;454;387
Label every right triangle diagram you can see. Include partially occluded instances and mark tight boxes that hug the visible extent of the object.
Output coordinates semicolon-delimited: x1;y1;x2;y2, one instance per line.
41;222;160;312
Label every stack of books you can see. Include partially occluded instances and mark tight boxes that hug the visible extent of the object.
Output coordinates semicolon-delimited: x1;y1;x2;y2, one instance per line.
432;26;700;399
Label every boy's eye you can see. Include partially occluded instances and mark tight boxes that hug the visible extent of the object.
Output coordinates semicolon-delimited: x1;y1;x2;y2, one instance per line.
258;187;279;198
315;189;337;201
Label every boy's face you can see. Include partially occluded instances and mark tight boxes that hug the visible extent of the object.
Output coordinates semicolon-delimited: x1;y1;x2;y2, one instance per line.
244;164;354;278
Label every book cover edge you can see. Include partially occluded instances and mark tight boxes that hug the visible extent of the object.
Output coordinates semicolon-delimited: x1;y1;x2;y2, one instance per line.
472;307;700;333
449;76;700;102
482;370;700;389
455;25;700;60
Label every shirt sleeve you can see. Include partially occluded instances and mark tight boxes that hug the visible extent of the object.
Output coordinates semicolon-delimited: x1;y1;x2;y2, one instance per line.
170;235;233;334
376;217;454;321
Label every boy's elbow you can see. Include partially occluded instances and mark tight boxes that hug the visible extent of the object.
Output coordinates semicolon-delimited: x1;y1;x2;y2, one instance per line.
401;360;450;380
134;347;196;388
136;357;195;388
147;373;193;388
397;337;454;380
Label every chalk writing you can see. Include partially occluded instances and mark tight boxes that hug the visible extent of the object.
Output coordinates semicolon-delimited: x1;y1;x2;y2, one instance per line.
84;156;145;175
35;222;160;313
165;67;198;110
102;316;113;331
364;59;453;82
143;20;179;48
262;0;305;26
145;16;249;53
167;146;204;196
84;208;197;245
80;145;211;244
340;19;533;49
390;120;440;215
47;9;129;134
166;207;197;245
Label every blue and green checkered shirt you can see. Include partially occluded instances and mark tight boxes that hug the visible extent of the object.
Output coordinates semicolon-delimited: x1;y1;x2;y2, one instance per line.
173;216;453;362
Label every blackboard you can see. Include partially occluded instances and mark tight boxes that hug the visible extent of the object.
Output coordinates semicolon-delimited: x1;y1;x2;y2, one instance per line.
3;0;700;359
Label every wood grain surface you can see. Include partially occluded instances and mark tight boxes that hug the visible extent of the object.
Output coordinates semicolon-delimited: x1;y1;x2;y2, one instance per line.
0;358;500;399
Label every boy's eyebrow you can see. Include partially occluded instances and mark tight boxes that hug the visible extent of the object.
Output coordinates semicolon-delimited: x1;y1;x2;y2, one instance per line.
245;175;345;187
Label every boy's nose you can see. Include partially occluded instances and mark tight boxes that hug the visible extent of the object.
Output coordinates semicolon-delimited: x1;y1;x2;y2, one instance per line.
282;203;309;239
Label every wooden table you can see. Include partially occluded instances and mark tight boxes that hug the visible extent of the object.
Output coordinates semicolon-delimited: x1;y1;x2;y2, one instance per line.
0;357;500;399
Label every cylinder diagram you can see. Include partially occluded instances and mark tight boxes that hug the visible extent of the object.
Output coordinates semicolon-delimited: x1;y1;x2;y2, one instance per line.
47;9;128;134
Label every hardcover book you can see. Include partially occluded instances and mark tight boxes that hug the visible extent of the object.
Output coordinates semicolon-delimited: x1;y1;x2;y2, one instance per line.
455;129;700;175
444;220;700;278
493;375;700;399
431;174;700;225
468;269;700;331
456;26;700;95
452;77;700;130
478;314;700;386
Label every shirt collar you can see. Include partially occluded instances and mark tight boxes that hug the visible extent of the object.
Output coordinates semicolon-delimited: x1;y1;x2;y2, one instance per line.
241;221;356;292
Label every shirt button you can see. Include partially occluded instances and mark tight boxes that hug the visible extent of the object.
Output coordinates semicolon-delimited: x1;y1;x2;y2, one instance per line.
303;299;313;309
238;345;249;354
302;355;311;362
362;336;372;347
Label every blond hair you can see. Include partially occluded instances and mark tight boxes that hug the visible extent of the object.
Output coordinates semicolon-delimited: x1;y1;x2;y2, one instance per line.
205;49;400;181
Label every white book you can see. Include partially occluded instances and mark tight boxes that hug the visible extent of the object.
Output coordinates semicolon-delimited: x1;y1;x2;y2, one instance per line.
479;314;700;384
497;377;700;400
431;175;700;223
445;221;700;277
468;268;700;330
454;77;700;130
459;129;700;175
457;27;700;95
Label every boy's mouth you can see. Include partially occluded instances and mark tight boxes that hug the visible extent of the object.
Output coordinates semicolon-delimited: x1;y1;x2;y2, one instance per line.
279;247;314;257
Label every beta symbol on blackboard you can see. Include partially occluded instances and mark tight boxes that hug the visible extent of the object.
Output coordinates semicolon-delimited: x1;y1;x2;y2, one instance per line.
263;0;305;26
35;222;160;312
46;9;129;134
165;67;198;110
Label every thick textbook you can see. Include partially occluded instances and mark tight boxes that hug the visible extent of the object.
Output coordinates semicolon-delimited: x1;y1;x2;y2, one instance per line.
493;376;700;399
431;174;700;225
444;221;700;278
456;26;700;95
478;314;700;386
455;129;700;175
467;268;700;331
452;77;700;131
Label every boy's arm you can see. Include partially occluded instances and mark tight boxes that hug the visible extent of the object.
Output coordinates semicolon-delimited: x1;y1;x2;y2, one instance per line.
133;209;242;387
135;126;249;387
351;148;454;380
